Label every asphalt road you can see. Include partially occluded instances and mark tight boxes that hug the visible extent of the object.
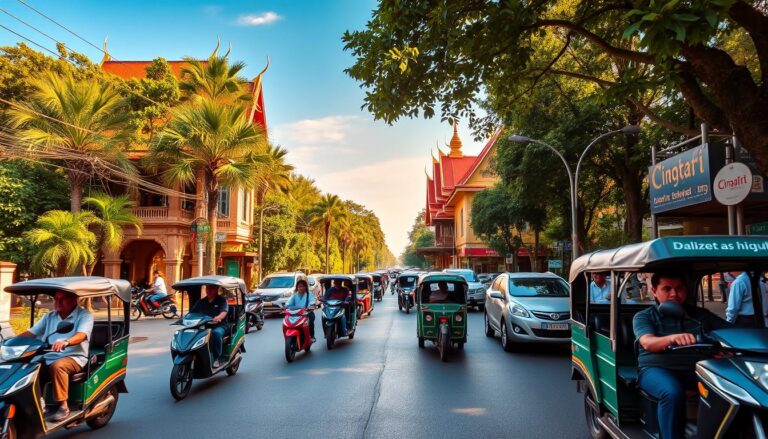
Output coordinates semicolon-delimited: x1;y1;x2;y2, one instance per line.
58;293;584;439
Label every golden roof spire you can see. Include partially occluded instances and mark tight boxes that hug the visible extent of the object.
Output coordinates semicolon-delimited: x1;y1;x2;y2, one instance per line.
99;36;111;66
448;121;463;158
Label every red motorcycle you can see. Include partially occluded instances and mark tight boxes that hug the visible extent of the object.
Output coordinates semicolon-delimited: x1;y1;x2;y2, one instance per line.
131;287;178;320
282;308;314;362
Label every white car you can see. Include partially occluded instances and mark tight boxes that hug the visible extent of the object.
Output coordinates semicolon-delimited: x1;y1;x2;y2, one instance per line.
253;272;307;315
443;269;486;311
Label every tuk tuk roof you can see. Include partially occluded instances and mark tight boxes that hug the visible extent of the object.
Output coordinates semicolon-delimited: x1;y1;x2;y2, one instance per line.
320;274;356;282
354;274;373;281
4;276;132;302
172;275;247;294
417;273;468;285
569;235;768;282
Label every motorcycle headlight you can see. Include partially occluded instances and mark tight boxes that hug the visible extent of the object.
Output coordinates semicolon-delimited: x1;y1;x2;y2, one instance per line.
191;335;208;350
511;304;530;318
171;332;179;350
3;371;34;396
182;318;202;327
744;361;768;391
0;345;29;362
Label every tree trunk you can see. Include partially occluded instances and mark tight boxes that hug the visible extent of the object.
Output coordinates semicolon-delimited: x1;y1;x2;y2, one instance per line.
622;176;645;243
207;188;219;276
69;174;85;213
324;222;330;273
258;205;264;283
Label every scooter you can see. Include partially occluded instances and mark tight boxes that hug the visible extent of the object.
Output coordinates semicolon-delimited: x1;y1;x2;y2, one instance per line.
321;298;355;350
282;308;314;363
131;287;178;321
245;293;265;333
397;287;414;313
169;313;244;400
373;284;383;302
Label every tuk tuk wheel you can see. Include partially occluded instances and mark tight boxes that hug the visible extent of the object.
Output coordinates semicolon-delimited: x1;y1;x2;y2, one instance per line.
245;318;253;334
439;335;449;362
256;321;264;330
501;320;515;352
418;337;425;348
226;358;240;376
584;391;608;439
484;312;494;337
86;387;119;429
170;363;193;400
456;342;464;350
130;305;141;321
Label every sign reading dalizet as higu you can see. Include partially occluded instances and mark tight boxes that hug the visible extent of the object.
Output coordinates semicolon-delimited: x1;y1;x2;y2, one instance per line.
649;144;711;213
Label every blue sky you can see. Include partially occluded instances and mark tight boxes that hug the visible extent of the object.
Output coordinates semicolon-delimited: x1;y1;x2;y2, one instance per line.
0;0;489;256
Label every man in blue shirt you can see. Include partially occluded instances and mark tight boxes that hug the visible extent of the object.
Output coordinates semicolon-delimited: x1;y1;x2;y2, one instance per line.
190;285;229;367
725;271;756;326
589;272;611;304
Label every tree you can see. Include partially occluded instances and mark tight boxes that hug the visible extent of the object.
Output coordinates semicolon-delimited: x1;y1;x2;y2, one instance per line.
26;210;97;276
9;72;134;212
401;209;434;268
307;194;346;273
149;98;267;274
470;185;524;272
123;57;181;147
82;192;143;275
179;55;251;104
255;145;294;282
343;0;768;177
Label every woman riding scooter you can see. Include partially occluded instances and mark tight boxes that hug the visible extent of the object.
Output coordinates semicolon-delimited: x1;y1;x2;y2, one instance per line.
285;280;315;341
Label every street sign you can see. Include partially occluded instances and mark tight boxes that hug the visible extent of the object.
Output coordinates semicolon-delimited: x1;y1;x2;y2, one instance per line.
548;259;563;270
713;162;753;206
648;144;712;213
215;231;227;242
748;222;768;235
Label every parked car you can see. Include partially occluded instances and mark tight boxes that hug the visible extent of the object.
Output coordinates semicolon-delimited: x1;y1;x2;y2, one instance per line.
253;272;308;315
483;272;571;351
478;273;494;288
443;268;485;311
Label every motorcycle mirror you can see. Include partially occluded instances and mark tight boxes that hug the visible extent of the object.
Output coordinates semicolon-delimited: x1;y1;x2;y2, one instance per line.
56;321;75;334
658;301;686;319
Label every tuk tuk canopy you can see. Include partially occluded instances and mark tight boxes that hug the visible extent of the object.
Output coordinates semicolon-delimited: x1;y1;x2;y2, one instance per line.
173;275;248;296
355;274;373;290
320;274;357;292
5;276;132;302
569;235;768;282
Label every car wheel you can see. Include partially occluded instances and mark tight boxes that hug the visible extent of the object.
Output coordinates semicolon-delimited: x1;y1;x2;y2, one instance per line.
484;312;494;337
501;319;514;352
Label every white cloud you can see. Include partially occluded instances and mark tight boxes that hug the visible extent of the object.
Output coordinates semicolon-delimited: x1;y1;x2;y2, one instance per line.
237;11;282;26
273;115;359;146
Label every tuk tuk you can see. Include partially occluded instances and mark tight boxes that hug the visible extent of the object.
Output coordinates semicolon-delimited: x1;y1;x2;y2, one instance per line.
416;273;468;362
370;273;384;302
169;276;247;400
1;277;130;438
319;275;358;349
570;236;768;439
355;274;374;318
397;271;419;313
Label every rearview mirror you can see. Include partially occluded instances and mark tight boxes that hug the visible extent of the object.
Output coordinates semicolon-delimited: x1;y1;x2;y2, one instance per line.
658;301;685;319
56;321;75;334
490;291;503;299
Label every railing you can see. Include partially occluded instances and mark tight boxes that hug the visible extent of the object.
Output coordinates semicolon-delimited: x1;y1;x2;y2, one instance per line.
181;209;194;219
217;219;232;228
435;236;454;248
132;207;169;219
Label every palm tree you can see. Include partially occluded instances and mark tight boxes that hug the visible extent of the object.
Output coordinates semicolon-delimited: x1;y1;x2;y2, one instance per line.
9;72;133;213
255;145;294;282
26;210;97;276
148;98;267;274
179;55;251;104
337;219;355;273
307;194;346;273
83;192;143;275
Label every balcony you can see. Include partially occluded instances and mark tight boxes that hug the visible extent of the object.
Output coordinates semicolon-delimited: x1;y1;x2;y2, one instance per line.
434;236;454;248
132;207;194;223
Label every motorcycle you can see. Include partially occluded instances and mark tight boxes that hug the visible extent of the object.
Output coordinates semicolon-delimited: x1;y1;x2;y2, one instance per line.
282;308;314;362
245;293;265;333
131;287;178;321
321;298;357;350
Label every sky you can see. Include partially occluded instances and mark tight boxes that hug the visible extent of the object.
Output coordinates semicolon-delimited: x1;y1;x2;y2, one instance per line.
0;0;490;257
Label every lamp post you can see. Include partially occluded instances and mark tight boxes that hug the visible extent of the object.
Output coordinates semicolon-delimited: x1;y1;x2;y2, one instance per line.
508;125;640;262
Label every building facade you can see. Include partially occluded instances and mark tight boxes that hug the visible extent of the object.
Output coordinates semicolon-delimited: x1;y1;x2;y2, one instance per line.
96;55;268;287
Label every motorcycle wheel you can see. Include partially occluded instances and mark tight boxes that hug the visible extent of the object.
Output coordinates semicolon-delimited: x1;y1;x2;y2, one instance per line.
86;387;118;429
226;357;240;376
439;334;449;362
256;320;264;330
170;363;193;400
406;303;410;314
130;305;141;321
161;304;178;319
285;337;297;363
245;316;253;334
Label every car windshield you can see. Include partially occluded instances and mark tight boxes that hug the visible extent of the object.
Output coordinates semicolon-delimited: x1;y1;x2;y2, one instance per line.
447;270;478;282
258;276;294;289
508;278;570;297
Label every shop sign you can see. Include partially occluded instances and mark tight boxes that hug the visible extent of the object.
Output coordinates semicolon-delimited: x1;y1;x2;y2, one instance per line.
461;247;499;257
548;259;563;270
215;231;227;242
713;162;752;206
649;144;711;213
747;222;768;235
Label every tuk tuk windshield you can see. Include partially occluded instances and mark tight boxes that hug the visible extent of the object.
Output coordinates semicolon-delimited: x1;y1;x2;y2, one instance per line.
509;278;569;297
421;281;465;304
399;276;417;288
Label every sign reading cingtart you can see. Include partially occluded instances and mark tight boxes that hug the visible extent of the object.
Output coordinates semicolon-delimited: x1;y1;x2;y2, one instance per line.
649;145;712;213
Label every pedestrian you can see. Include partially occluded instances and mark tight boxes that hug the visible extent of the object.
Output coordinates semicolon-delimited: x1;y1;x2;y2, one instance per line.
589;272;611;304
725;271;756;326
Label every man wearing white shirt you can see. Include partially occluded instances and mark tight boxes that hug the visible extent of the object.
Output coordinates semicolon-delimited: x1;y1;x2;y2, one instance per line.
589;272;611;304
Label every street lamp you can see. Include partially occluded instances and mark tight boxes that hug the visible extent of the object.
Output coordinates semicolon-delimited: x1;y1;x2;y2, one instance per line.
508;125;640;262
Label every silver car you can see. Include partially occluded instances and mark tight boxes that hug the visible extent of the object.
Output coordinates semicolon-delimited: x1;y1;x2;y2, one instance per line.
253;272;307;315
484;272;571;351
443;269;486;311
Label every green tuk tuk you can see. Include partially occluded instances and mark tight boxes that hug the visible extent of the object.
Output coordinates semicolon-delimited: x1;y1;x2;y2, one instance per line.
1;277;130;438
416;273;468;362
569;236;768;439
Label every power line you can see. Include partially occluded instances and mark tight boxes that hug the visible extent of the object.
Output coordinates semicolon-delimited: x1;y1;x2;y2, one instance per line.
0;6;60;46
14;0;106;56
0;23;58;57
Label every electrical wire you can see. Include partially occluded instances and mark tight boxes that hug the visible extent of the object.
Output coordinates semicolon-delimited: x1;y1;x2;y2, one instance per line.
15;0;106;55
0;23;59;57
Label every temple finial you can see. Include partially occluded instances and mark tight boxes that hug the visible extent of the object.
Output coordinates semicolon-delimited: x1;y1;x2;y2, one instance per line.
211;36;221;58
99;35;111;66
448;120;463;158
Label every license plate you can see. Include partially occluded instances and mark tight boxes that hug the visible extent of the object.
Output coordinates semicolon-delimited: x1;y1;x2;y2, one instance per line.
542;323;569;330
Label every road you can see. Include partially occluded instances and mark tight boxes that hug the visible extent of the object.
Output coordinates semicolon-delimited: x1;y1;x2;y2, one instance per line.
59;293;584;439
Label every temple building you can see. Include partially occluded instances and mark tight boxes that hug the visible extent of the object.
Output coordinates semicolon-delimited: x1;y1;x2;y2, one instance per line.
94;47;267;287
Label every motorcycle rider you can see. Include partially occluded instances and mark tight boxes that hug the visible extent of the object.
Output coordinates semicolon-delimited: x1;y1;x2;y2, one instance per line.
145;270;169;305
18;291;94;422
633;272;729;439
190;285;229;368
323;279;351;335
286;279;316;341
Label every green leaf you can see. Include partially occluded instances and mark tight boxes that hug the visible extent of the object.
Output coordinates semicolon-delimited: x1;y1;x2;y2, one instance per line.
672;13;700;22
642;12;660;21
704;11;718;27
623;21;643;39
661;0;681;11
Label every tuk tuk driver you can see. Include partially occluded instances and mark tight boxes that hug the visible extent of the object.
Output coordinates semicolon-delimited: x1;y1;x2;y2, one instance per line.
430;281;450;303
633;272;729;439
190;285;228;367
19;291;94;422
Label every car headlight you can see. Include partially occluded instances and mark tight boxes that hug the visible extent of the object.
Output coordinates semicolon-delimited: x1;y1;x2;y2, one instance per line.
3;371;34;396
282;291;293;298
191;335;208;350
744;361;768;391
511;304;530;318
0;345;29;362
